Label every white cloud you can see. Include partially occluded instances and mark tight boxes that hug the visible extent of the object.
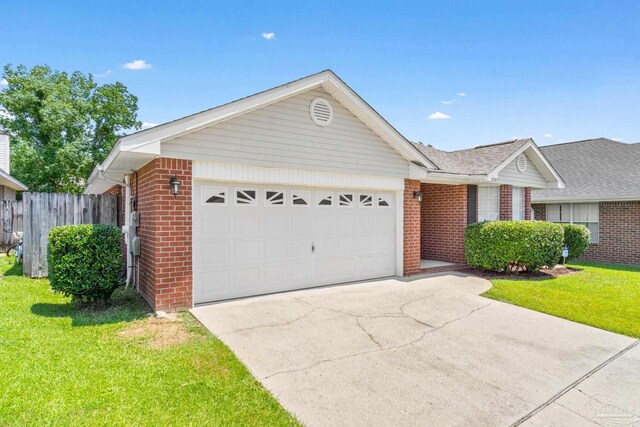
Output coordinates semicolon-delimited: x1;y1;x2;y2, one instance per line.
441;100;454;105
261;32;276;40
141;121;159;129
0;78;7;86
123;60;152;70
613;137;623;142
95;70;112;78
428;112;451;120
544;133;554;138
457;92;466;97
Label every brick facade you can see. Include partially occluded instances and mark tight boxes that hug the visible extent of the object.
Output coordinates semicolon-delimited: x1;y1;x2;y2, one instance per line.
532;203;546;221
403;179;421;275
524;187;532;220
420;183;468;264
532;201;640;266
499;184;512;220
132;158;193;311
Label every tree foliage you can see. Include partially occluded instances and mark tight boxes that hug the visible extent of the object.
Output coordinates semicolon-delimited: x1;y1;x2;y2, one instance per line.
0;64;140;193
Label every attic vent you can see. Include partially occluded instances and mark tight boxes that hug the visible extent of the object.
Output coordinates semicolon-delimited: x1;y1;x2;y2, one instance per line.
516;154;527;173
310;97;333;127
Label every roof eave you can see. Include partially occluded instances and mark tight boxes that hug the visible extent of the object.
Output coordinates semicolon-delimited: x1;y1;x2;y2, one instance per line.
0;169;28;191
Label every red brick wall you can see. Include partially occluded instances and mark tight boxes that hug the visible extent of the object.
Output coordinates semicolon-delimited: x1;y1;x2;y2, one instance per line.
580;201;640;266
403;179;421;275
499;185;512;220
420;183;467;264
524;187;532;220
532;203;546;221
133;158;193;311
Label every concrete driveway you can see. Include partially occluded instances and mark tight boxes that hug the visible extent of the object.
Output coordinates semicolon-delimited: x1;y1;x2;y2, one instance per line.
191;273;640;426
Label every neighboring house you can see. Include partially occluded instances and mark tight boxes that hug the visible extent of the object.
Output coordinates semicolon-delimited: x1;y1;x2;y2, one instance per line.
0;130;28;199
532;138;640;266
85;70;563;311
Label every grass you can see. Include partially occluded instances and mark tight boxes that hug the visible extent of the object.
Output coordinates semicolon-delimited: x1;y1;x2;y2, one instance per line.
483;262;640;338
0;256;299;426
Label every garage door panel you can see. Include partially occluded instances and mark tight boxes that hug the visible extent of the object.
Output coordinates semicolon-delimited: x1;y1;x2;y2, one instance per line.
196;242;229;267
263;264;287;287
232;213;261;235
193;181;396;304
263;240;288;261
287;261;314;285
232;267;261;292
288;214;313;236
197;270;230;301
288;238;311;259
263;214;288;235
200;214;229;238
231;240;261;264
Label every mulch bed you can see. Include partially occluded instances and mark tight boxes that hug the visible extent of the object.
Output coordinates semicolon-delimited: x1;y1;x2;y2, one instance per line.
459;265;582;280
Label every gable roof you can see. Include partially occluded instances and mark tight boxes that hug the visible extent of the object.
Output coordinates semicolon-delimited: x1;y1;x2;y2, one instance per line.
532;138;640;202
86;70;437;194
412;138;564;188
415;139;530;175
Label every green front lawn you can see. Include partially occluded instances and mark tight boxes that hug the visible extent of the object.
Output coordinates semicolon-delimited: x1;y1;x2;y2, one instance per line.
0;257;299;426
484;262;640;338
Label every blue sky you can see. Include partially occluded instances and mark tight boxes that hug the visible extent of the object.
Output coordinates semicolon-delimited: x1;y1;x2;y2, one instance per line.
1;1;639;150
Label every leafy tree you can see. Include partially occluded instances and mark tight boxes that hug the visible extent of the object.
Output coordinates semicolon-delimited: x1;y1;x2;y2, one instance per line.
0;64;141;193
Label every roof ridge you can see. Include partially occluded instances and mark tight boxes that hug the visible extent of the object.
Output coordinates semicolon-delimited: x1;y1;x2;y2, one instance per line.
541;137;629;148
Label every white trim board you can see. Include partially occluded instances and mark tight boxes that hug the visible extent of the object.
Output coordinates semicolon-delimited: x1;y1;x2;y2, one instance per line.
193;161;405;191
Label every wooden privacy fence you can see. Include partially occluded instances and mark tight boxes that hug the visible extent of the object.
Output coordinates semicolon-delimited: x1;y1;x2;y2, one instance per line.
22;193;118;278
1;200;24;250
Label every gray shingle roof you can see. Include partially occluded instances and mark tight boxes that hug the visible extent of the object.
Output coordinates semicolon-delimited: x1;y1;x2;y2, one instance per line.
532;138;640;202
414;138;530;175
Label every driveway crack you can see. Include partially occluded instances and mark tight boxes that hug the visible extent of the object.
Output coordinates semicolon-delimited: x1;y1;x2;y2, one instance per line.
262;300;494;380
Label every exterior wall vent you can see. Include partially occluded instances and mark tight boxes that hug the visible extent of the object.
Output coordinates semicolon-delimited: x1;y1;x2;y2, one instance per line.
516;154;527;173
309;97;333;127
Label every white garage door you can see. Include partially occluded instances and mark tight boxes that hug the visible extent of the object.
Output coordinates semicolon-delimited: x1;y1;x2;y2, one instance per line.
193;181;397;304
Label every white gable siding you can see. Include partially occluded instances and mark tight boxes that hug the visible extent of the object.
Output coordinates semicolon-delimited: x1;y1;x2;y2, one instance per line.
496;153;547;188
162;88;410;178
0;133;9;173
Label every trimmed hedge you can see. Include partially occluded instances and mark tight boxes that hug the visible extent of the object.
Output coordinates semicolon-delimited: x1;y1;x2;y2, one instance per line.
48;224;123;303
562;223;590;260
465;221;564;273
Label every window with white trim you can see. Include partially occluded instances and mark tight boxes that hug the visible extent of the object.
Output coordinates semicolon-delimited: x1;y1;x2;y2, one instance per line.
547;203;599;243
512;187;525;220
478;186;499;222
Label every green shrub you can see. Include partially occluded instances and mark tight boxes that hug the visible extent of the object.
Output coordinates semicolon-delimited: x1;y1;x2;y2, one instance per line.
465;220;564;273
48;224;123;303
561;223;591;260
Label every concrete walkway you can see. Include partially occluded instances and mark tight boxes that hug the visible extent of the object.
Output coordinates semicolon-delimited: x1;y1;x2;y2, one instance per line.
191;273;640;426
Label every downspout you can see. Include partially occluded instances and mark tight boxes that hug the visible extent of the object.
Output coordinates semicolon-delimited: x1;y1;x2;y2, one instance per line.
123;174;134;288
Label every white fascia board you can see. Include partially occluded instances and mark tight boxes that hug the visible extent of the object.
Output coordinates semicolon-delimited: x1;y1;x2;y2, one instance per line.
411;163;490;184
119;74;329;152
531;196;640;204
487;140;565;188
0;169;28;191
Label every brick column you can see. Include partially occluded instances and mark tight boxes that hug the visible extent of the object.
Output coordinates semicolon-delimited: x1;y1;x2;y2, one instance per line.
403;179;421;275
532;203;546;221
524;187;532;220
499;184;513;220
135;158;193;311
